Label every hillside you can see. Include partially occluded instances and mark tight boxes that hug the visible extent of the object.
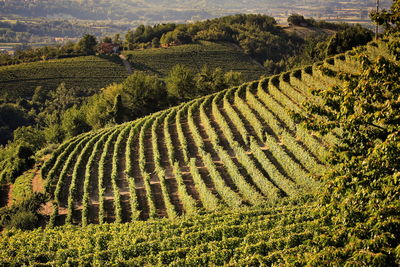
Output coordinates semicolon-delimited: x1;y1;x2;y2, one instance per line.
0;55;128;100
0;34;398;265
37;38;382;226
123;41;266;82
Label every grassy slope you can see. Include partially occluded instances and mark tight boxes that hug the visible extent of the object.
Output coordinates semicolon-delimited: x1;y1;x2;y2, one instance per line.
123;41;266;81
0;55;128;100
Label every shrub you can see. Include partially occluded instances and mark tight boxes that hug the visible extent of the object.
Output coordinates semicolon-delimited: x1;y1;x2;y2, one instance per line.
7;210;38;230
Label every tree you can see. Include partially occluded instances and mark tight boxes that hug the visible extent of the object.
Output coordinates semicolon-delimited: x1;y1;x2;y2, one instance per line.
102;36;112;43
113;33;122;45
111;94;124;124
288;14;308;26
75;34;97;55
166;64;196;100
326;25;373;56
152;37;160;48
370;0;400;33
61;105;91;138
32;86;48;104
0;104;31;145
13;126;45;151
122;71;167;118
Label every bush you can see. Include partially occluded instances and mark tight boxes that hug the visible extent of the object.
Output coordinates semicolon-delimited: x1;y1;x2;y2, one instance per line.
0;193;46;230
7;210;38;230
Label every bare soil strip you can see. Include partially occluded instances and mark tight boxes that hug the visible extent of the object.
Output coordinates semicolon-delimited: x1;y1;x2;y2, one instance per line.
157;126;184;215
180;116;222;201
168;122;202;206
131;138;150;220
103;139;115;223
117;136;132;223
144;129;167;218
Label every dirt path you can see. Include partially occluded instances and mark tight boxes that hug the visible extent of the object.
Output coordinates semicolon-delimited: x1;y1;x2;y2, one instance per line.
156;126;184;215
119;54;133;74
131;137;150;220
0;184;12;208
32;169;44;193
168;122;202;206
116;136;132;223
144;128;167;218
180;115;222;200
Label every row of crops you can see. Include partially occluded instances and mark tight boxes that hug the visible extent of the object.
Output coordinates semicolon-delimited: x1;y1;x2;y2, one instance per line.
0;203;322;265
0;55;128;99
123;41;266;81
0;39;393;266
39;56;349;226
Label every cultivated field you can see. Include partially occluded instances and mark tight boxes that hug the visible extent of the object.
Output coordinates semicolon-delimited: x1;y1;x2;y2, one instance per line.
0;39;393;266
0;55;128;99
123;41;266;81
40;59;347;227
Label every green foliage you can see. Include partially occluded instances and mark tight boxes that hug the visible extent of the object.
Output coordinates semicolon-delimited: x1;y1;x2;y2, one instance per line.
166;64;196;101
0;103;32;145
61;105;91;138
326;25;373;56
0;143;34;184
6;211;38;231
371;0;400;34
122;71;167;118
111;94;124;124
287;14;308;26
123;41;265;82
75;34;98;55
0;193;46;230
195;65;243;96
0;56;127;100
13;126;45;151
11;172;34;204
152;37;160;48
295;38;400;264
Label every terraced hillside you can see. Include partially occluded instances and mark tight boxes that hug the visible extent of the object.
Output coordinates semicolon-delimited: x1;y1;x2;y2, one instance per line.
1;39;396;266
39;52;359;226
123;41;266;81
0;55;128;100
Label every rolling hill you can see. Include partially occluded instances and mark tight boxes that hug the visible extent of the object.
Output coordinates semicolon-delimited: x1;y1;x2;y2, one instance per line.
0;55;129;100
0;38;397;265
0;41;266;101
123;41;266;81
37;38;384;227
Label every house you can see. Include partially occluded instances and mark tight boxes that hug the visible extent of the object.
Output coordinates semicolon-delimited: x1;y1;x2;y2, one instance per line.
98;43;121;54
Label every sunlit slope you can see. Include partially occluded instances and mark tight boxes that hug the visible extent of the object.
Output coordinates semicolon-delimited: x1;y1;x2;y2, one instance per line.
123;41;266;81
0;55;128;99
40;57;348;227
1;38;395;266
0;203;320;266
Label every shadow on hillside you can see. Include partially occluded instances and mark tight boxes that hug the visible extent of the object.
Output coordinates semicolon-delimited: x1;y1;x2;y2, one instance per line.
130;62;163;76
98;54;125;66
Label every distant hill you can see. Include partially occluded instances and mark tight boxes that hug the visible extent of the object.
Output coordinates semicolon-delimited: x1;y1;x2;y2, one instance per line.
123;41;266;82
0;55;128;100
0;41;268;100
